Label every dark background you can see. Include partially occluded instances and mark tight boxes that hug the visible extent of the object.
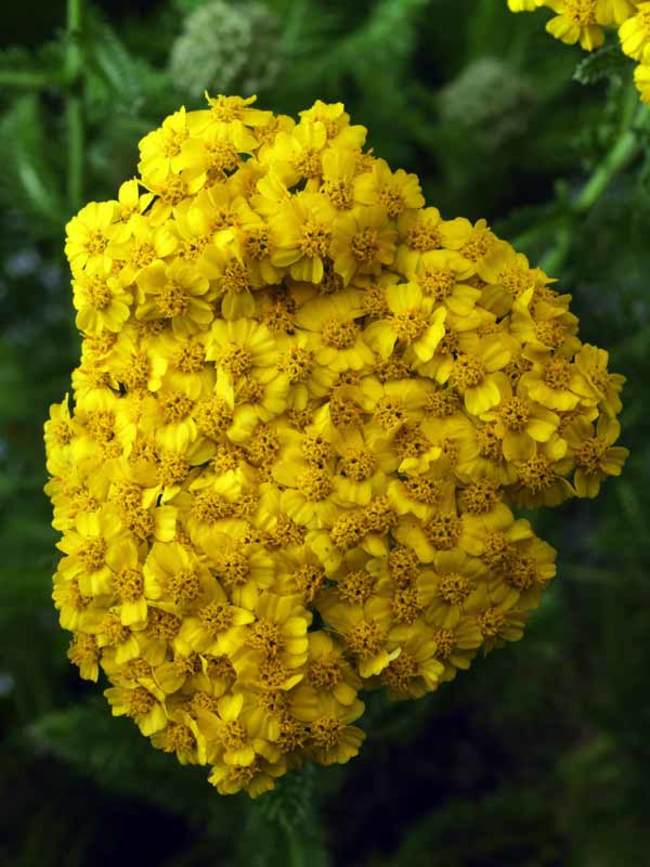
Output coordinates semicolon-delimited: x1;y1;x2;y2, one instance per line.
2;1;649;865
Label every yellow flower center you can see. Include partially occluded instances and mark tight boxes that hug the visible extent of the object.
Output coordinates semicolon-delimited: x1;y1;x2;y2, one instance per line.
308;654;343;688
86;276;113;310
158;282;189;319
329;390;362;427
191;491;235;524
391;586;422;623
220;261;250;295
394;423;430;459
247;427;280;468
475;423;502;461
128;686;156;718
346;620;383;657
374;395;406;430
351;227;379;263
300;220;331;258
310;716;344;749
222;720;248;750
294;149;322;178
79;538;107;571
159;176;187;206
423;514;462;550
461;480;500;514
404;477;442;504
393;309;429;342
194;397;232;438
384;651;419;692
167;568;202;605
298;468;333;501
518;455;557;493
248;619;283;656
148;608;182;639
452;354;485;390
574;436;607;473
205;141;239;175
322;316;359;349
200;602;234;636
562;0;597;25
50;418;73;445
206;654;236;682
68;633;98;668
159;392;194;423
175;342;206;373
179;237;209;261
388;546;418;586
113;568;144;602
131;242;156;270
244;227;270;260
432;626;455;659
339;448;375;481
163;722;195;754
437;572;471;605
85;409;116;442
542;358;572;390
281;346;314;383
419;267;455;300
216;546;250;588
337;569;374;604
535;320;566;349
506;554;537;591
482;531;511;568
406;224;442;253
478;607;507;639
219;345;253;377
84;230;108;256
294;564;326;600
161;129;187;158
378;185;404;218
499;396;531;431
323;179;353;210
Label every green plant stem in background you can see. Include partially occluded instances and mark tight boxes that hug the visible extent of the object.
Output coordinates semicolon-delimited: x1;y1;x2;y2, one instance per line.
539;84;646;275
64;0;85;212
284;823;306;867
0;70;61;88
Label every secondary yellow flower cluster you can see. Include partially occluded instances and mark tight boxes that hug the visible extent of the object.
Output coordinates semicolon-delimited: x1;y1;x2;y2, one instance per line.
508;0;650;102
44;94;627;797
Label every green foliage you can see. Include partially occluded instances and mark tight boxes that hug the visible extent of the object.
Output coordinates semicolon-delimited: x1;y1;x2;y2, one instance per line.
2;1;650;866
574;43;634;86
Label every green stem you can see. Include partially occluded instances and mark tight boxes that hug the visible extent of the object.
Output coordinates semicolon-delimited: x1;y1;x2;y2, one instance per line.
65;0;85;212
283;822;306;867
540;86;647;275
0;70;61;88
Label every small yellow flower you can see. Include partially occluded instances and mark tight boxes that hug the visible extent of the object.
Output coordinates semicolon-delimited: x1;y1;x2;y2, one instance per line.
619;1;650;58
545;0;605;51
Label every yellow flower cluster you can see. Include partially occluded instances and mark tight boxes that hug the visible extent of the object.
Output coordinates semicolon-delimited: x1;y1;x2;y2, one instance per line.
44;94;627;797
508;0;650;102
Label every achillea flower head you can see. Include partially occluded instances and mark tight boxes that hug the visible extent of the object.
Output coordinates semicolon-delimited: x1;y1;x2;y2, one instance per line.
169;1;281;100
45;94;628;797
507;0;650;103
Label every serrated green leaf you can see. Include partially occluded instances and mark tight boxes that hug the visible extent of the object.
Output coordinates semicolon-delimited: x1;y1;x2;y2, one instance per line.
574;43;634;85
0;95;65;225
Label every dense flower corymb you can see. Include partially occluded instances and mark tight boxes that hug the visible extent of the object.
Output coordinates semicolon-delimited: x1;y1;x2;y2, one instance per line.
45;94;627;797
507;0;650;103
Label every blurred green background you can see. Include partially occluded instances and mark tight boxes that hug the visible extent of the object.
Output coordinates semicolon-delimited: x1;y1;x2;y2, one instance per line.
1;1;649;865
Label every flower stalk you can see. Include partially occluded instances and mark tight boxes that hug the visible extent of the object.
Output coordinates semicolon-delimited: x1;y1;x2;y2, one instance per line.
64;0;85;212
